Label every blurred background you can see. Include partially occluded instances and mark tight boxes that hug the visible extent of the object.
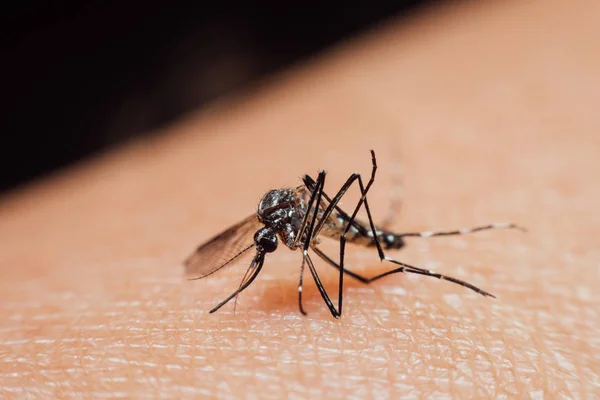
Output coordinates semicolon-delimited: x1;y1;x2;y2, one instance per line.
1;1;434;194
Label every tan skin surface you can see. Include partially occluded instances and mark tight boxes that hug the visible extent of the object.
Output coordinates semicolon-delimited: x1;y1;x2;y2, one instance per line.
1;0;599;398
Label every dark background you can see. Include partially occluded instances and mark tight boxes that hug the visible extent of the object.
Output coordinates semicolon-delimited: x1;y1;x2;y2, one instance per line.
2;2;432;193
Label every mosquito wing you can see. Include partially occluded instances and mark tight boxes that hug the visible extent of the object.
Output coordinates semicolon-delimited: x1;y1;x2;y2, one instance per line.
184;214;263;279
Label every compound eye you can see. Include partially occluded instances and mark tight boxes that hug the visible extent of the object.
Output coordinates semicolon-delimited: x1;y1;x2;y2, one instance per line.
254;228;278;253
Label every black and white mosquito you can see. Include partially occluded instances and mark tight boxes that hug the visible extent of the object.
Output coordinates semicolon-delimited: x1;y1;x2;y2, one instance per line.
184;150;524;318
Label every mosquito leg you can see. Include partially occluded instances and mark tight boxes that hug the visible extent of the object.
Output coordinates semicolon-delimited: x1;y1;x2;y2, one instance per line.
312;246;369;283
297;170;327;315
302;175;366;239
298;257;308;315
304;151;382;260
305;252;339;318
301;150;379;316
314;244;402;283
396;223;527;239
336;159;379;315
299;164;363;318
293;170;327;249
393;263;495;297
302;171;326;254
313;245;494;297
354;198;497;297
209;255;265;314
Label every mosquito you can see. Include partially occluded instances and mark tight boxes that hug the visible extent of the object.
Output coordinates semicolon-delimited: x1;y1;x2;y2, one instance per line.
184;150;525;318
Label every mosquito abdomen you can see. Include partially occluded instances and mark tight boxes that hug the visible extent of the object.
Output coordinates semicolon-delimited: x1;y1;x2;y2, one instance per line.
379;232;405;250
328;214;406;250
363;231;405;250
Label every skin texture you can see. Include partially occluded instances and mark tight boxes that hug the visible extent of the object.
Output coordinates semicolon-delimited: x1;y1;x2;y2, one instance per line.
1;0;599;398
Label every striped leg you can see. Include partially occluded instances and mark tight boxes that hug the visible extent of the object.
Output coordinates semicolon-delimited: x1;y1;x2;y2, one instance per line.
312;246;496;297
396;223;526;239
375;223;526;249
314;218;527;297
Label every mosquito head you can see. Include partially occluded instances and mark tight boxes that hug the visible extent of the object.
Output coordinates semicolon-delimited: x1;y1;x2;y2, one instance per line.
254;227;278;253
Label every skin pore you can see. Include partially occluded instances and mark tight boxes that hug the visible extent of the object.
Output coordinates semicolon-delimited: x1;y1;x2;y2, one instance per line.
1;0;599;398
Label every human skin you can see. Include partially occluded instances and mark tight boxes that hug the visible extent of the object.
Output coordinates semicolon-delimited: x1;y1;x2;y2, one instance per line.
1;0;599;398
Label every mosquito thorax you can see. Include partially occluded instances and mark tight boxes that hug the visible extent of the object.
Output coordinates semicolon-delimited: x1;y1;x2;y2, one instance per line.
257;189;305;249
254;227;278;253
